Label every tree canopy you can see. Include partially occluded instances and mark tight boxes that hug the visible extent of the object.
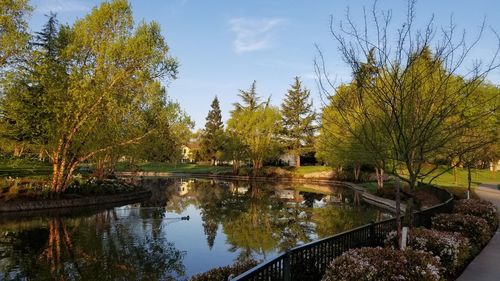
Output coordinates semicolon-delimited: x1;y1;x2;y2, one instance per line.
281;77;316;167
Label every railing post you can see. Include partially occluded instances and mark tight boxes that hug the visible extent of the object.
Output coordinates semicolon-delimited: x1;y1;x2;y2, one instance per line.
283;251;291;281
369;221;376;246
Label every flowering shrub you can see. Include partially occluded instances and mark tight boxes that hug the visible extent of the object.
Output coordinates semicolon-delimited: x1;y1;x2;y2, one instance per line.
321;247;442;281
189;260;258;281
454;199;499;232
432;213;490;251
385;228;470;276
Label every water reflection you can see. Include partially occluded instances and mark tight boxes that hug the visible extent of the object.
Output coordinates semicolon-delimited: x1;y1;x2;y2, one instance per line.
0;178;390;280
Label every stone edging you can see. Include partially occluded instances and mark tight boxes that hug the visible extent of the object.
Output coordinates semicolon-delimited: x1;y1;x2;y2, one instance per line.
0;190;152;213
117;171;407;213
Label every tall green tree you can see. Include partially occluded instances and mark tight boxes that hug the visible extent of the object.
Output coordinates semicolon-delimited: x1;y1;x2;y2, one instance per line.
0;13;66;157
316;1;500;190
221;130;247;175
0;0;32;68
1;0;179;193
227;98;281;174
232;80;263;112
281;77;316;167
201;96;224;165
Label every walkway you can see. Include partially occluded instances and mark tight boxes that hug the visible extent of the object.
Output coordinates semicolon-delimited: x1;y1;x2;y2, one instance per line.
457;183;500;281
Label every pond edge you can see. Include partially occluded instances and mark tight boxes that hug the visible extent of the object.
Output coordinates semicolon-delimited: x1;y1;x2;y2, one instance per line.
0;190;152;213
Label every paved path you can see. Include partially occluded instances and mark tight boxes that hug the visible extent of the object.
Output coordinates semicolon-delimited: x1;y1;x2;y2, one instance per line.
457;183;500;281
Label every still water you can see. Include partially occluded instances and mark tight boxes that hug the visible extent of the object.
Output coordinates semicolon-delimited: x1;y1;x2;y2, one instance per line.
0;178;391;280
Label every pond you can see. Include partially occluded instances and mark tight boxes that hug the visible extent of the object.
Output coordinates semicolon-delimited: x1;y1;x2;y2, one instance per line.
0;178;391;280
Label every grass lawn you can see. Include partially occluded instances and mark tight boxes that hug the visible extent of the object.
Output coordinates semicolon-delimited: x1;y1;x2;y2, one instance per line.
116;162;334;176
416;166;498;198
420;166;498;189
359;166;498;199
0;158;52;178
292;165;332;175
116;162;233;174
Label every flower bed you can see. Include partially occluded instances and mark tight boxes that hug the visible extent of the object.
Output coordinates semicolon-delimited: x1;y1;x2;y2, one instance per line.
189;260;258;281
321;247;442;281
385;228;470;276
432;213;491;252
453;199;499;232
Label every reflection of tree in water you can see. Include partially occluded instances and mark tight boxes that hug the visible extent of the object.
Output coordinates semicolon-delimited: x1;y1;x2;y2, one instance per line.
0;210;186;281
219;182;318;261
195;180;223;249
312;203;382;238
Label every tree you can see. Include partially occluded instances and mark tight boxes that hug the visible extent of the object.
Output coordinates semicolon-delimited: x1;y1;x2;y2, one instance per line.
0;13;65;157
227;106;281;174
227;85;281;174
315;0;500;190
449;83;499;198
201;96;224;165
0;0;32;68
132;85;194;164
0;0;179;193
316;83;388;186
281;77;316;167
221;130;247;175
232;80;263;112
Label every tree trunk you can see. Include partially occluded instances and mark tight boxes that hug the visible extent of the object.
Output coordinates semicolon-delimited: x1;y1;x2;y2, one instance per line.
295;151;301;168
232;160;240;175
13;145;24;157
467;165;472;199
38;148;46;161
354;164;361;182
395;177;402;249
453;166;458;185
375;167;384;189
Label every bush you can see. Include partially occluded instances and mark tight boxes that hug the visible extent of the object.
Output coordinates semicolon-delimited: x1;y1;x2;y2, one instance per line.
385;228;470;276
66;178;140;195
189;260;258;281
432;213;490;251
454;199;499;232
321;247;442;281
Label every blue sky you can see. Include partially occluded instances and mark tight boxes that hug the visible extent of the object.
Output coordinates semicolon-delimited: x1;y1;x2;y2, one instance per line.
28;0;500;129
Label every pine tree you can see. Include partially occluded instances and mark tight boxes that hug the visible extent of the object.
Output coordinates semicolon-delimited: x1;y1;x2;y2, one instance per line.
232;80;262;112
201;96;224;165
281;77;316;167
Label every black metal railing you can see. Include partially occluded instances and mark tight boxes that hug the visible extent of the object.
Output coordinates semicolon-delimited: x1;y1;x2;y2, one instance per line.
232;185;454;281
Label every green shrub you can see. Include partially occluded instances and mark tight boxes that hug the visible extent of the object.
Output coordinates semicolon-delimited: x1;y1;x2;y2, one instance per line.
321;247;442;281
454;199;499;232
66;178;140;195
432;213;490;252
385;228;470;276
189;260;258;281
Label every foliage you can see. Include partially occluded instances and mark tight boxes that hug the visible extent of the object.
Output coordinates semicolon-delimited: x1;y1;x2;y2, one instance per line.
316;1;500;190
129;88;194;163
66;177;141;196
321;247;442;281
0;0;181;193
453;199;499;232
385;228;470;276
0;0;32;67
200;96;225;164
281;77;316;167
432;213;491;251
188;259;258;281
232;80;262;112
227;84;282;174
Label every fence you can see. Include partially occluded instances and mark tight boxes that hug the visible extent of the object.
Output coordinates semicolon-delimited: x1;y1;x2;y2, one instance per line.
232;185;454;281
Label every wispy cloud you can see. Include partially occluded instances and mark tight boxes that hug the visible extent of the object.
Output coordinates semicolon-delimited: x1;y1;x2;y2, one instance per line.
36;0;89;13
229;17;286;54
